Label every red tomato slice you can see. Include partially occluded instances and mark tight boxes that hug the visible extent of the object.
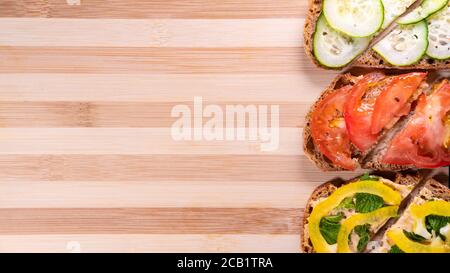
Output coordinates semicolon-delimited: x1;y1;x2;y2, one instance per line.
344;72;385;153
371;72;427;135
383;81;450;168
311;85;357;170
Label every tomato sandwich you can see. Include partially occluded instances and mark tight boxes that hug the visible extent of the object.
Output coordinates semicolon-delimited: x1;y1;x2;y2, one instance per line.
304;71;450;171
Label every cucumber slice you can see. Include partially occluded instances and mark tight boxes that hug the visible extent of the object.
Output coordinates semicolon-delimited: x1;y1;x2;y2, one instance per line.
323;0;384;37
427;4;450;59
397;0;448;25
313;14;371;68
381;0;417;28
373;20;428;66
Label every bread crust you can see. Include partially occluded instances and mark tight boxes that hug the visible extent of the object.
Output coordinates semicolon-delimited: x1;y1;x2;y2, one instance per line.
304;0;327;69
300;172;422;253
303;0;450;70
419;178;450;202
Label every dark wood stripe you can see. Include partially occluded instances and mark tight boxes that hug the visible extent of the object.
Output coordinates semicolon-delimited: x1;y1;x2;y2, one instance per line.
0;155;321;182
0;0;306;19
0;47;308;74
0;101;309;127
0;208;302;235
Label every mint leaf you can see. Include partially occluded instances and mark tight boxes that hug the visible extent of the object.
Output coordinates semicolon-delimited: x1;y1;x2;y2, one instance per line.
336;197;355;210
354;224;371;252
425;215;450;241
403;230;427;243
360;173;379;181
319;214;344;245
388;245;405;253
354;193;384;213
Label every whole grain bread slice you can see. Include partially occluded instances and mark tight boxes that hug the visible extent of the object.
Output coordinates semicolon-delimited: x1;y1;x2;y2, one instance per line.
300;172;422;253
304;72;430;171
304;0;449;70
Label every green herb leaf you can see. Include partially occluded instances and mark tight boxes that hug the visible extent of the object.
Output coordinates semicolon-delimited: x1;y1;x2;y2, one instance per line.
360;173;379;181
354;224;371;252
354;193;384;213
388;245;405;253
403;230;427;243
319;214;344;245
336;197;355;210
425;215;450;241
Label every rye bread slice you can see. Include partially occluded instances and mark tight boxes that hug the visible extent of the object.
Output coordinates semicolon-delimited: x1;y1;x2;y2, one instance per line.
300;172;422;253
304;72;429;171
303;0;449;70
303;73;360;171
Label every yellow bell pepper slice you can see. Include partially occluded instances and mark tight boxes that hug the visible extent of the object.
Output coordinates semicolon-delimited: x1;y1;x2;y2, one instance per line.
410;200;450;219
309;180;402;253
410;201;450;241
337;206;399;253
387;229;450;253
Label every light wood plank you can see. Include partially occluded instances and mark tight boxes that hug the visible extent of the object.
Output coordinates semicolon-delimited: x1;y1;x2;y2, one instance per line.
0;234;300;253
0;102;310;128
0;0;306;19
0;155;347;182
0;180;327;209
0;47;310;74
0;18;303;47
0;128;302;155
0;208;301;234
0;74;336;102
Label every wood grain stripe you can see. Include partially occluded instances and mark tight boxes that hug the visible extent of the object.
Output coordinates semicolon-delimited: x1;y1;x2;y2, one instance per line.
0;102;309;128
0;128;303;155
0;0;306;19
0;155;344;182
0;234;300;253
0;18;303;47
0;47;309;74
0;74;337;102
0;180;330;209
0;208;302;235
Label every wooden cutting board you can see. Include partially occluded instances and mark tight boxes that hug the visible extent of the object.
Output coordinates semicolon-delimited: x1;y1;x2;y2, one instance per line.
0;0;447;253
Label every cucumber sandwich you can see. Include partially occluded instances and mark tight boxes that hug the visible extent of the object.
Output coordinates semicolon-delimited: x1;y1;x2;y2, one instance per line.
304;0;450;69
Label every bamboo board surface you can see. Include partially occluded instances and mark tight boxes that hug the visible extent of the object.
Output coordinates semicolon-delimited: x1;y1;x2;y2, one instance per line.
0;0;447;253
